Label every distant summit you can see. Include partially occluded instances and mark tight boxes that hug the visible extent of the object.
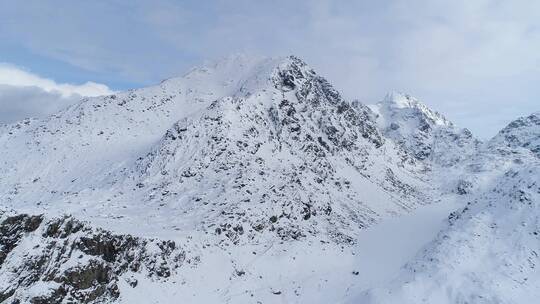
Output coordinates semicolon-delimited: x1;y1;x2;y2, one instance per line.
489;111;540;157
369;91;479;166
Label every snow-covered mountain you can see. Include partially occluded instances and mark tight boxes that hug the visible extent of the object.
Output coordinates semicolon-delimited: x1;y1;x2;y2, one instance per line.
358;114;540;304
0;55;433;303
0;54;538;304
369;92;480;168
489;111;540;158
0;55;429;239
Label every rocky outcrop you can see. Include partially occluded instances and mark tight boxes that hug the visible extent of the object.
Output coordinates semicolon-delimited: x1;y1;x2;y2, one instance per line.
131;57;425;245
0;213;185;303
489;112;540;157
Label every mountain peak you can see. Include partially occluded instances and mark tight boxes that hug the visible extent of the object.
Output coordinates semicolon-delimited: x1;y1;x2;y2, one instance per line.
370;92;479;165
382;91;420;109
179;54;308;81
155;54;314;104
378;91;452;128
489;111;540;157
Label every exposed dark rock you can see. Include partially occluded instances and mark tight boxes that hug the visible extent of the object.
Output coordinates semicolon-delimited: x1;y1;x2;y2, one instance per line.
0;213;186;303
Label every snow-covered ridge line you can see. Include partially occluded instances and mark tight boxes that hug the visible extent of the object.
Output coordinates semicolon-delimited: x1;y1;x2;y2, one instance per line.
0;53;539;303
369;91;480;168
489;111;540;157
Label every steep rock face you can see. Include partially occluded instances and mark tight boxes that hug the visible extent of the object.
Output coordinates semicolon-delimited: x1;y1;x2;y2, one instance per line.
0;212;185;304
129;57;423;244
369;92;480;168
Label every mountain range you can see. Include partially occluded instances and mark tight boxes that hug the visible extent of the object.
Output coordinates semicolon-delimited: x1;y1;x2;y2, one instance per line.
0;55;538;304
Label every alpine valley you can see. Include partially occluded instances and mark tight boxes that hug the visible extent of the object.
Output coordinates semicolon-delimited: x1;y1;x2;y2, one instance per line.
0;55;538;304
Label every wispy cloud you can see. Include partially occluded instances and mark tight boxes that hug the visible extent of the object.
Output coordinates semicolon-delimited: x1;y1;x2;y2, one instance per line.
0;64;112;97
0;64;112;123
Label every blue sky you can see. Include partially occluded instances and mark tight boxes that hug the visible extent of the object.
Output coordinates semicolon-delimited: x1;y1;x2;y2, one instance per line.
1;0;539;138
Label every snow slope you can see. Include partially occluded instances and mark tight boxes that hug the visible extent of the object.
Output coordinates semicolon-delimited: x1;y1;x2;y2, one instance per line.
357;113;540;304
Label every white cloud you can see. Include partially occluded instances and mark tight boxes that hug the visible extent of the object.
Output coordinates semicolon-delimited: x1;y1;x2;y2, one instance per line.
0;64;113;123
0;64;113;97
